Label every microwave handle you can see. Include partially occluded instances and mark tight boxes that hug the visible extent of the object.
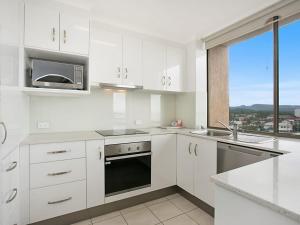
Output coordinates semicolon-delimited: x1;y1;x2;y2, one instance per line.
34;74;73;83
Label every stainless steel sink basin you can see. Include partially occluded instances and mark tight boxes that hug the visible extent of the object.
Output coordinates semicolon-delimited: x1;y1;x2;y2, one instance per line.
191;130;232;137
230;133;275;144
190;130;275;144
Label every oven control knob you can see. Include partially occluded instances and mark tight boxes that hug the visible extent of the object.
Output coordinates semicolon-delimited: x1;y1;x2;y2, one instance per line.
137;146;140;150
128;147;131;151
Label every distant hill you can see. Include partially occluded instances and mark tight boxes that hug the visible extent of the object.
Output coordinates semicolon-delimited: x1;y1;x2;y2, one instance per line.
230;104;300;112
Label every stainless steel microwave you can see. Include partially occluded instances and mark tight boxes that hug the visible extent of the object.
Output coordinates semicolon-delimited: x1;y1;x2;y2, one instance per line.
30;59;84;90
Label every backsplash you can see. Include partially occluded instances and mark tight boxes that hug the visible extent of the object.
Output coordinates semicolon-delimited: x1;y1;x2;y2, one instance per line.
29;88;181;133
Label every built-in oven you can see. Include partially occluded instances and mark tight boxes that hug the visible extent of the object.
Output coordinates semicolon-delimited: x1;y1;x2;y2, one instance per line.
105;141;151;197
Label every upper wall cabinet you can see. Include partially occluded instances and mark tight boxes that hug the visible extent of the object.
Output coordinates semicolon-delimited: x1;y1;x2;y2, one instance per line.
24;0;89;56
24;3;59;51
90;27;142;87
143;40;185;92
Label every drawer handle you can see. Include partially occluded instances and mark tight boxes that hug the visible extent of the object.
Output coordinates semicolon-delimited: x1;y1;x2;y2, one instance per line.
48;197;72;205
6;188;17;204
47;150;70;154
6;161;17;172
48;170;72;176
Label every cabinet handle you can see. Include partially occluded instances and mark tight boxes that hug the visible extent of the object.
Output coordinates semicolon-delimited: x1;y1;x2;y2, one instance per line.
124;67;128;79
99;148;102;160
48;197;72;205
6;188;17;204
0;122;7;144
194;144;198;156
117;67;121;78
161;76;166;86
51;27;55;42
63;30;67;43
188;143;192;154
6;161;17;172
47;150;70;154
47;170;72;176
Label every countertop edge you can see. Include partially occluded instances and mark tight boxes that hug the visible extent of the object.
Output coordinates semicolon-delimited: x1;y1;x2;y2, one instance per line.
212;177;300;223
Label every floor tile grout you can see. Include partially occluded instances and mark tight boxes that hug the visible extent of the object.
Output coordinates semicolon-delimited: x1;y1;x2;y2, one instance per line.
79;193;211;225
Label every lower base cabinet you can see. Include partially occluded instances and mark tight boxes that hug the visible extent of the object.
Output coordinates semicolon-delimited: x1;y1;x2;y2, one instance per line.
151;134;177;191
86;140;105;208
177;134;217;207
30;180;86;223
1;147;20;225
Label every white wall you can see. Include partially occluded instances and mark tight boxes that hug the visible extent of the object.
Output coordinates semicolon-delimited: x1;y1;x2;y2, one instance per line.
29;88;178;133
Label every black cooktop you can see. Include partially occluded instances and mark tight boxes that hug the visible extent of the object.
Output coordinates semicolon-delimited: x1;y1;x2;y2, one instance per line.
96;129;148;137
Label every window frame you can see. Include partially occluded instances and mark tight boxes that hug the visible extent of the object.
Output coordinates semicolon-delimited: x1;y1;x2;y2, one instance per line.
207;16;300;139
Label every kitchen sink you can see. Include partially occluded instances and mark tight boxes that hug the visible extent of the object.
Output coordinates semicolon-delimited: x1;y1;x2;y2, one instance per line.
190;130;275;144
230;133;275;144
191;130;232;137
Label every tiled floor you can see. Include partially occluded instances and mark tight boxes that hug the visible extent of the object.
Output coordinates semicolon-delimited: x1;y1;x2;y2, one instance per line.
72;193;214;225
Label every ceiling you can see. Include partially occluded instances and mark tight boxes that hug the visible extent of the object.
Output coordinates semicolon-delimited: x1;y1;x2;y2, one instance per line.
57;0;280;44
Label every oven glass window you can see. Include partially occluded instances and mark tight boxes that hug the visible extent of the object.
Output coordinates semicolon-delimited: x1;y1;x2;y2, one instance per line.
105;154;151;196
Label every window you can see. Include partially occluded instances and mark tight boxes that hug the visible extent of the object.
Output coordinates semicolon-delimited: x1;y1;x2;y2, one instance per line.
229;30;274;132
279;19;300;135
208;16;300;137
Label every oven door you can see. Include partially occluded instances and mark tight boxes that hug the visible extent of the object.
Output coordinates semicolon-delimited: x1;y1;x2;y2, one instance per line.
105;152;151;197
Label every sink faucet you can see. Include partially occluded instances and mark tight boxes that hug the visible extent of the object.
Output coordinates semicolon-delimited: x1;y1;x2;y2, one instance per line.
216;120;238;141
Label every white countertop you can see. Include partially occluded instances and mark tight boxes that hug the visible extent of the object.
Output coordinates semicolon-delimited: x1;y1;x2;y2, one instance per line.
20;131;105;145
212;152;300;222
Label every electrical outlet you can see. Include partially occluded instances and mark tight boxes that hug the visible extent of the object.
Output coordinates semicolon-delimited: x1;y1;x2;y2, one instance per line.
37;121;50;129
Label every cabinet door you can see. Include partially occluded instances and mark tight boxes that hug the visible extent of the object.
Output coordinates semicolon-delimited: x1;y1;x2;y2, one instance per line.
142;41;166;91
24;1;59;51
194;138;217;207
152;134;176;191
176;135;194;194
89;28;122;85
166;46;185;92
86;140;104;208
122;36;142;86
60;12;89;55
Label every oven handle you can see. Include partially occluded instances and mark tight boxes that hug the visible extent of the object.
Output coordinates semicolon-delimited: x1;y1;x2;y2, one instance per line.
106;152;152;162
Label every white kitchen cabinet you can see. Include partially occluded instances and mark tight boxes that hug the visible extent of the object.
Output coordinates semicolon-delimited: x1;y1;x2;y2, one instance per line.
24;2;59;51
0;147;20;225
86;140;105;208
193;137;217;207
89;27;142;87
152;134;177;191
60;12;89;55
177;135;194;194
122;36;142;86
24;0;89;55
142;41;185;92
142;41;166;91
177;134;217;207
166;46;184;92
89;29;123;85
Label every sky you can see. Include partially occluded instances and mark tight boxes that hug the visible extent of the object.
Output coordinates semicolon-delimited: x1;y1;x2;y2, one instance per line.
229;18;300;107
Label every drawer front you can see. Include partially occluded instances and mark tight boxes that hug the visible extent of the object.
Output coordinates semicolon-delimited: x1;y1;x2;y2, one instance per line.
30;158;86;189
30;180;86;223
30;141;85;163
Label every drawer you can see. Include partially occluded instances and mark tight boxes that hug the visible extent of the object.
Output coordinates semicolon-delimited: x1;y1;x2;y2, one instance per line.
30;180;86;223
30;141;85;163
30;158;86;189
